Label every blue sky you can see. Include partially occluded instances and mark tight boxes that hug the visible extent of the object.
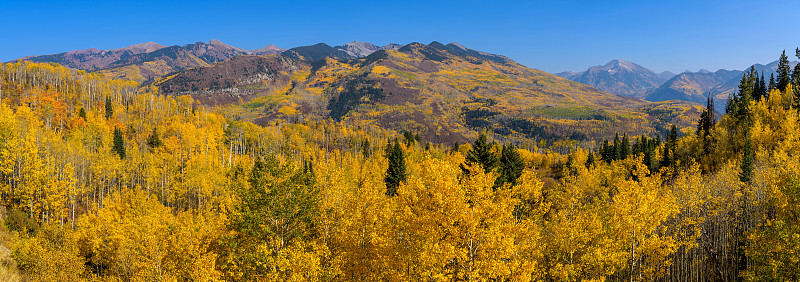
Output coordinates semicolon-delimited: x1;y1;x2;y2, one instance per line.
1;0;799;73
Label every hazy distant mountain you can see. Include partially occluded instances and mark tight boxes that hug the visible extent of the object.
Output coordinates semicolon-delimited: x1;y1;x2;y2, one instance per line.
556;60;671;97
645;69;743;111
335;41;381;58
250;44;285;55
659;71;676;81
645;60;798;111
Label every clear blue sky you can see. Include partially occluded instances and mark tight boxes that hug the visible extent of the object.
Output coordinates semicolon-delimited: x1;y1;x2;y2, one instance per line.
1;0;799;73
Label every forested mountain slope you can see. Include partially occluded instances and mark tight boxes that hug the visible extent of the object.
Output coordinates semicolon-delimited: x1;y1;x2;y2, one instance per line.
156;42;703;144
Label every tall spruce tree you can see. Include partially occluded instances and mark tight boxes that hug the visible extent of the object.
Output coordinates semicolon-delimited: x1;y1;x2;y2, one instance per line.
586;151;595;168
105;96;113;120
660;142;672;169
112;127;126;159
739;136;754;184
601;140;610;162
793;48;800;97
146;127;162;148
697;96;715;138
777;50;791;91
757;74;767;101
384;139;406;196
621;133;630;160
461;133;498;174
494;143;524;189
613;134;621;161
769;73;776;91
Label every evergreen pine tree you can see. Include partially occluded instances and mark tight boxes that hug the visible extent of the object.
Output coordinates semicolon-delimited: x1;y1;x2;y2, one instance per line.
643;137;654;171
112;127;126;159
613;134;621;161
768;73;776;91
461;133;498;174
403;131;415;147
494;143;524;189
78;107;86;119
697;95;715;138
739;136;754;184
105;96;113;120
660;142;671;169
777;50;792;91
726;93;739;115
621;133;630;160
586;151;595;168
146;127;162;148
756;74;767;101
669;124;678;150
384;140;406;196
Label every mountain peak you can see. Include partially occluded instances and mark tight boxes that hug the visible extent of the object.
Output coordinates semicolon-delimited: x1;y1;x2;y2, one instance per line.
250;44;285;55
336;41;380;58
603;59;642;72
558;60;666;97
117;42;166;54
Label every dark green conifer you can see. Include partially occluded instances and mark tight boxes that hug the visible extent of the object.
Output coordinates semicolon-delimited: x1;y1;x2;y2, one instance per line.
768;73;776;91
461;133;498;174
621;133;630;160
494;143;524;189
739;137;754;184
146;127;162;148
777;50;792;91
756;74;767;101
112;127;126;159
384;139;406;196
105;96;113;120
78;107;86;119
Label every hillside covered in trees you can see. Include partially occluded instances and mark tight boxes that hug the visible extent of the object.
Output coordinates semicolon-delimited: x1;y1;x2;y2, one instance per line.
1;45;800;281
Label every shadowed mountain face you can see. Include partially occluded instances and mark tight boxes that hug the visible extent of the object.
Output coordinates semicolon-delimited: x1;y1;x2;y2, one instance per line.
557;60;673;98
645;60;798;112
281;42;406;61
155;42;701;143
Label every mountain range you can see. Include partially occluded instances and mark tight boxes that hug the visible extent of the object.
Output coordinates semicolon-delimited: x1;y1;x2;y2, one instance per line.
559;59;798;112
645;60;798;111
16;39;402;82
152;41;700;143
13;40;704;143
556;60;675;98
